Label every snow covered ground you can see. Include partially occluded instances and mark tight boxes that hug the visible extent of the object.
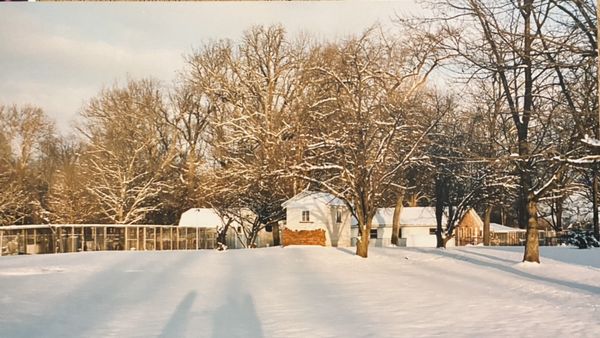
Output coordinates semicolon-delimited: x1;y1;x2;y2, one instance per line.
0;246;599;337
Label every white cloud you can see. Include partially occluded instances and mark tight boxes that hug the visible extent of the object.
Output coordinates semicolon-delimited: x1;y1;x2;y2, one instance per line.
0;1;426;134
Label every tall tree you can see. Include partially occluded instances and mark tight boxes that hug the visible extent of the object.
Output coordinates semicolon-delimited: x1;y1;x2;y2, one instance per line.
0;104;56;225
185;25;308;245
295;27;446;257
434;0;595;261
78;79;177;224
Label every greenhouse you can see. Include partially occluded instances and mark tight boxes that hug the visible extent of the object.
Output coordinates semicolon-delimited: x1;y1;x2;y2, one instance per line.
0;224;231;256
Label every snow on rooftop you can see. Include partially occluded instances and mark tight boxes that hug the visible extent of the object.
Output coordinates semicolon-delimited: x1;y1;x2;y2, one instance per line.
282;190;346;208
352;207;446;227
490;223;526;233
178;208;229;228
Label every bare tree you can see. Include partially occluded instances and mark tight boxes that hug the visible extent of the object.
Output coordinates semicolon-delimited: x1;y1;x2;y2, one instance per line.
45;139;97;223
433;0;597;261
78;79;177;224
0;104;56;225
294;27;446;257
185;25;308;245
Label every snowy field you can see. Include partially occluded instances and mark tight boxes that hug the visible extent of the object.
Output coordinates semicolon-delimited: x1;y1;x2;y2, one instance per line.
0;247;599;338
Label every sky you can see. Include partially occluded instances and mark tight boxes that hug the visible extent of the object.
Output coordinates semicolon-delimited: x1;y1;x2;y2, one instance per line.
0;1;427;134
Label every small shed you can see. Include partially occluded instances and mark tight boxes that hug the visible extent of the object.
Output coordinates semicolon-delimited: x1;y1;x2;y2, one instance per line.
178;208;228;249
489;223;527;246
179;208;274;248
455;209;485;245
178;208;226;228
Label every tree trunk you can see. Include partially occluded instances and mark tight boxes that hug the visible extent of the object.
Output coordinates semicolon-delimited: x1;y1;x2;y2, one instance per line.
391;191;404;246
435;177;445;248
597;0;600;140
593;169;599;240
523;192;540;263
483;205;492;246
217;222;231;248
442;234;454;248
356;221;371;258
272;223;281;246
521;0;540;263
555;198;563;231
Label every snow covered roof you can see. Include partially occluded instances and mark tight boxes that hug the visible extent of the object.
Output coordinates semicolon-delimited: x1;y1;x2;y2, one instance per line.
282;191;346;208
178;208;229;228
351;207;446;227
490;223;526;233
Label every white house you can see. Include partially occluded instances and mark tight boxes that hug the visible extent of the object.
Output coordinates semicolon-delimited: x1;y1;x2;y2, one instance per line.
282;191;464;248
281;191;352;247
350;207;454;247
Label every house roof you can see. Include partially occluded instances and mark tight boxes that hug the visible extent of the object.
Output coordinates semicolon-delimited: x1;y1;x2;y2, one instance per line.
351;207;446;227
490;223;526;233
282;191;346;208
178;208;230;228
459;209;484;229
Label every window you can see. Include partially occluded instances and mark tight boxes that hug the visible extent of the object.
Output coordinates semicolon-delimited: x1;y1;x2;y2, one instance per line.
429;228;437;235
336;209;343;223
370;228;378;239
302;210;310;222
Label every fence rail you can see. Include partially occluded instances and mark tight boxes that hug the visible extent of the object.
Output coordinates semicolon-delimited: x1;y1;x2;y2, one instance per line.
0;224;236;256
456;227;561;246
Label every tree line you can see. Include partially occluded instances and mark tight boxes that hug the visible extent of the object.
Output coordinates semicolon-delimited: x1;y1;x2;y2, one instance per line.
0;0;597;261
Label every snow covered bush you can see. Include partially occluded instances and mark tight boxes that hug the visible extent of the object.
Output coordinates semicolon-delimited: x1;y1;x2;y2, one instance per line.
563;231;600;249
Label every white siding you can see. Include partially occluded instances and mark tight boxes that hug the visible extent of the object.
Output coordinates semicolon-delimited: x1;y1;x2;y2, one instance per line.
285;204;351;247
402;226;436;247
400;226;456;247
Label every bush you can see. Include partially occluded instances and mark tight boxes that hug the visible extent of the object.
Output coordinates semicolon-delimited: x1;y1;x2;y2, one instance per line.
563;231;600;249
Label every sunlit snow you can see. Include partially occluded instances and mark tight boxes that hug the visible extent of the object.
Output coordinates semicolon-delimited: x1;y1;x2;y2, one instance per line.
0;247;599;337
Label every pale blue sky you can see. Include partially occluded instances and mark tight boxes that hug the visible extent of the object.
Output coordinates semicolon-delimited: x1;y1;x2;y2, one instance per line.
0;1;426;133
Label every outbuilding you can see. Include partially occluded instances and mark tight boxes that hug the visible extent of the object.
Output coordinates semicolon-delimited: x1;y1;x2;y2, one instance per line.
281;191;352;247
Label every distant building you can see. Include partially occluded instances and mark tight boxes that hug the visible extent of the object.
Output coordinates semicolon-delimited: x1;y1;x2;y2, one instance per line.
179;208;273;248
282;191;482;247
351;207;453;247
